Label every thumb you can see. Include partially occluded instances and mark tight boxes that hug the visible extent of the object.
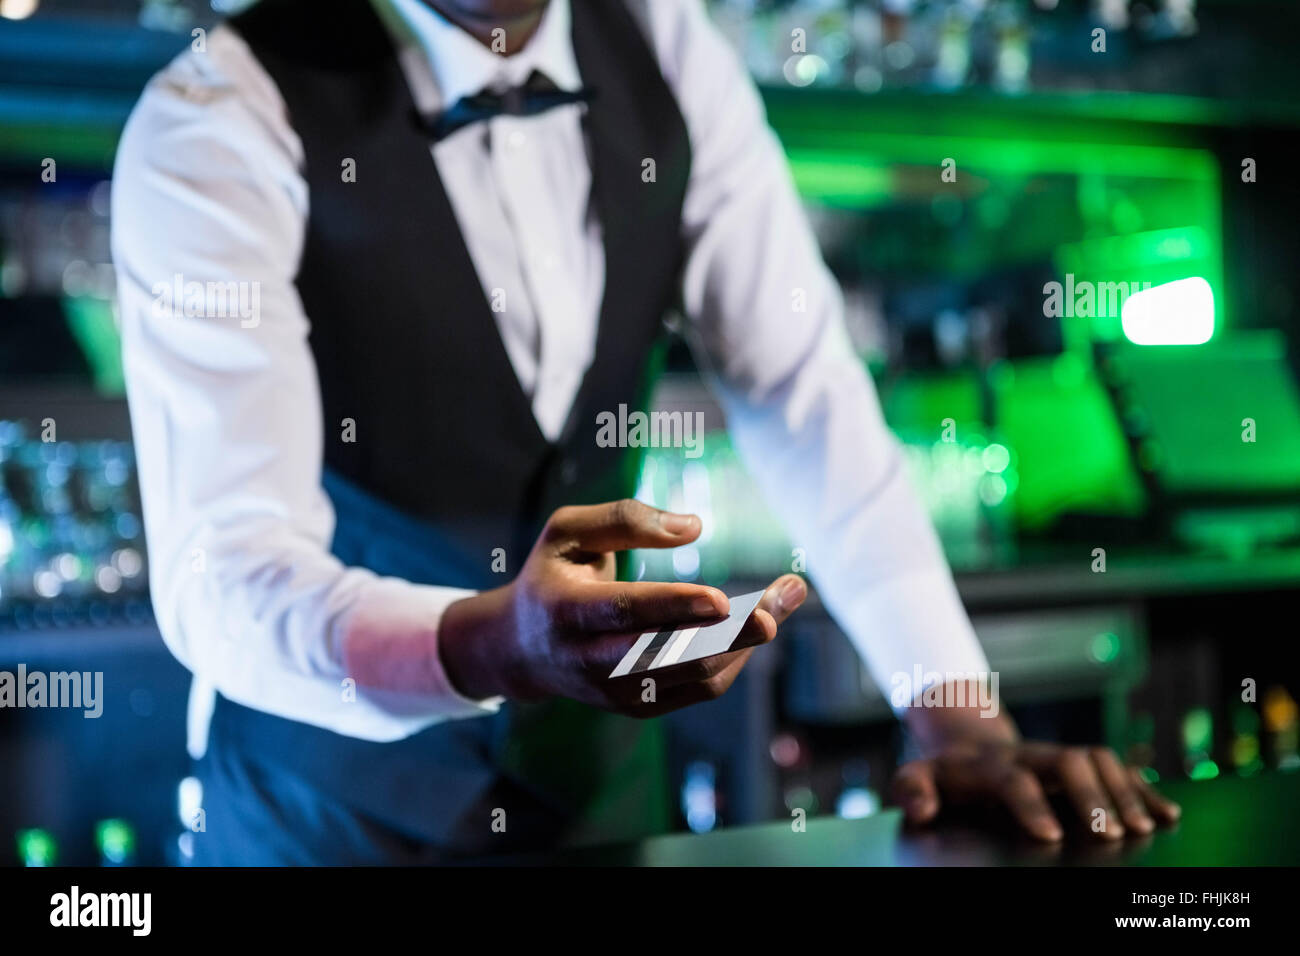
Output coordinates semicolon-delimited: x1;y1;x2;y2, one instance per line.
891;759;942;825
757;573;807;626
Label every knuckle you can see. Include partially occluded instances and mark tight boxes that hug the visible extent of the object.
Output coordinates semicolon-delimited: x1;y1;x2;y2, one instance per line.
608;497;642;531
702;674;729;699
546;505;575;534
1058;746;1091;774
1089;745;1117;764
995;766;1033;795
607;589;635;630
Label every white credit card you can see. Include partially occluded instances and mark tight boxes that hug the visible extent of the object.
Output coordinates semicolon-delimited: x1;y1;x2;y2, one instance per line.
608;589;766;679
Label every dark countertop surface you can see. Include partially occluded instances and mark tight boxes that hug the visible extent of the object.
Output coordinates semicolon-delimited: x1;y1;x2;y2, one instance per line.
491;770;1300;866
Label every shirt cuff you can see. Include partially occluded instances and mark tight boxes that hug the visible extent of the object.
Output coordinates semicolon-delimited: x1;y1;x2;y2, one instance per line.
822;569;991;717
341;576;505;720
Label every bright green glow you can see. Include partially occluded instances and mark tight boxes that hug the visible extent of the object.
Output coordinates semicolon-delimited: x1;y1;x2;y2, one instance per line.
1113;330;1300;493
1189;759;1221;781
777;125;1219;180
1090;632;1121;664
785;149;893;207
1055;226;1222;346
63;298;126;395
990;358;1145;530
762;86;1300;142
1059;226;1213;272
1051;353;1088;387
1121;277;1215;345
1182;708;1214;753
95;818;135;864
765;89;1227;343
16;828;56;867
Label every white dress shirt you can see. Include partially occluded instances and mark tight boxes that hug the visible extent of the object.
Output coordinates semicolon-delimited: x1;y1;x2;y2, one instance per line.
112;0;989;756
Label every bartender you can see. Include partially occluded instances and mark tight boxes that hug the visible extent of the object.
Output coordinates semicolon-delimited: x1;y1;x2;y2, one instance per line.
112;0;1179;864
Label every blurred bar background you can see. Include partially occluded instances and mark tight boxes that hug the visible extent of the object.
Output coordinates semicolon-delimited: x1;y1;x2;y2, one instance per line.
1;0;1298;866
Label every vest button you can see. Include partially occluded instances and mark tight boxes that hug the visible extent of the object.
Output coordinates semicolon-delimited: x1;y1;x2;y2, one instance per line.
560;459;579;485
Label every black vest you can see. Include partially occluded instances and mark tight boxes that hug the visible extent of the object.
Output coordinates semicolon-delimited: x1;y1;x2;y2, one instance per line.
234;0;689;574
219;0;692;853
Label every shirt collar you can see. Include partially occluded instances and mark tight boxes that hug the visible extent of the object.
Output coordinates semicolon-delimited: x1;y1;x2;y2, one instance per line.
381;0;581;107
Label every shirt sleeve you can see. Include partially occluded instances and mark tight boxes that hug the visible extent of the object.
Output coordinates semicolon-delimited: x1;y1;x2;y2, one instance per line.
645;0;991;704
111;27;500;741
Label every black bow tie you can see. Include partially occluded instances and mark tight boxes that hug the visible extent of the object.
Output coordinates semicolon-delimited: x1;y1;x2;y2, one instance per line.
416;70;595;142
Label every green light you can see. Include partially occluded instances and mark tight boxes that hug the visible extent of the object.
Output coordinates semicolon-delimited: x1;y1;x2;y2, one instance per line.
63;298;125;395
978;473;1008;506
785;149;893;207
1189;759;1220;781
16;828;57;867
790;55;827;87
95;819;135;865
1155;235;1194;260
1231;734;1260;769
1059;227;1213;274
1182;708;1214;753
981;443;1011;474
1089;632;1121;664
1051;353;1087;388
1121;277;1214;345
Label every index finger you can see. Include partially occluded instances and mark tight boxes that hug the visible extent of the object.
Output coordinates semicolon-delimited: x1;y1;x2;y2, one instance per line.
554;580;729;634
544;499;701;555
